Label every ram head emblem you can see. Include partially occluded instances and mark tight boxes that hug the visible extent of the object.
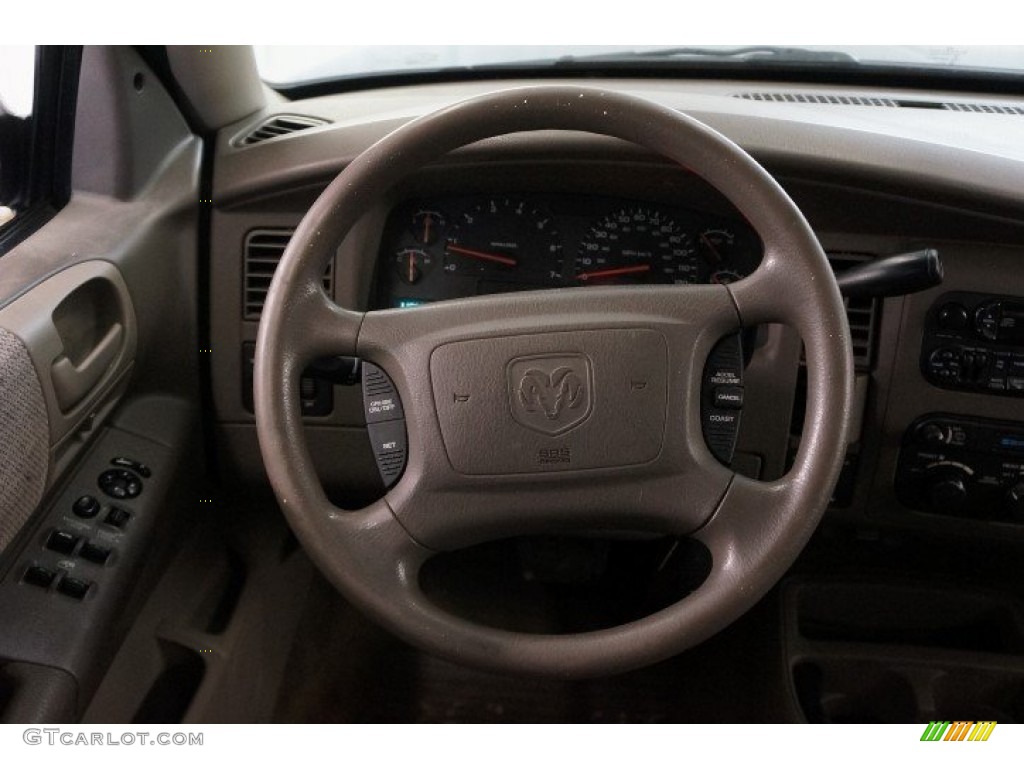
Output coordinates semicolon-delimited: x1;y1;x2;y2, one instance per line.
508;355;593;436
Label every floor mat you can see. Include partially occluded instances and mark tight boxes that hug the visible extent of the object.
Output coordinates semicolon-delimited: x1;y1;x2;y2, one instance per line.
273;575;791;723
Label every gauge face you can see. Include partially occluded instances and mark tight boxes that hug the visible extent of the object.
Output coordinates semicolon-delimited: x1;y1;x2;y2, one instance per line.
575;207;697;285
411;210;445;246
445;198;563;283
394;248;433;284
697;228;735;265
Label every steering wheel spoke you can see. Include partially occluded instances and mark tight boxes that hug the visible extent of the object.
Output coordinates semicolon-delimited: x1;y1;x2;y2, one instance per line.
353;284;740;549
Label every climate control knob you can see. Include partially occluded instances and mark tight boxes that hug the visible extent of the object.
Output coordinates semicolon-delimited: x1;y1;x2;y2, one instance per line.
916;422;948;445
926;472;969;515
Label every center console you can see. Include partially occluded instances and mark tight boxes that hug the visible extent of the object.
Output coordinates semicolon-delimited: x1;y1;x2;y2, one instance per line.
895;414;1024;522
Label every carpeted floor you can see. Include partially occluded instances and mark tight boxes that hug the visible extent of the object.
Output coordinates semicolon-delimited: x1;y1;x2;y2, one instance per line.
272;574;793;723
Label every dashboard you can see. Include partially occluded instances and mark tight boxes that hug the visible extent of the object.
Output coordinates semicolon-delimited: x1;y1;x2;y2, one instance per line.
375;194;762;308
209;77;1024;547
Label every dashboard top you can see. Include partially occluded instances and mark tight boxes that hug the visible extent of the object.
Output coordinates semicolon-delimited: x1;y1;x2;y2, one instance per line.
215;78;1024;217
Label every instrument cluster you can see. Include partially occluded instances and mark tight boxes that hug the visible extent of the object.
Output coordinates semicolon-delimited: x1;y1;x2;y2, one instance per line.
376;194;763;308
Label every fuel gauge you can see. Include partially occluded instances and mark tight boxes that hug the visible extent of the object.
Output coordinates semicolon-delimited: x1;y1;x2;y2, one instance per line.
395;248;433;284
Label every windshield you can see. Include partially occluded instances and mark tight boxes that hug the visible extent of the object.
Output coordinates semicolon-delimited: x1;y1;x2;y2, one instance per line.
254;45;1024;88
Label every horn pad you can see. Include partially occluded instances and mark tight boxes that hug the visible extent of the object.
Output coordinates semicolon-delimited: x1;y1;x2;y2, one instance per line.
429;328;668;475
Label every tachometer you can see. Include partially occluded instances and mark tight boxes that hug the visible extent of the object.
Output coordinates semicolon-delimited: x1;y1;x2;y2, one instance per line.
445;198;563;284
575;207;697;284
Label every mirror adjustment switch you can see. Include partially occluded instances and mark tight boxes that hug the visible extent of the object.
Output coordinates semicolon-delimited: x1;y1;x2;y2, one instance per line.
98;468;142;499
110;456;151;478
72;494;101;519
46;530;79;555
24;565;57;589
57;577;91;600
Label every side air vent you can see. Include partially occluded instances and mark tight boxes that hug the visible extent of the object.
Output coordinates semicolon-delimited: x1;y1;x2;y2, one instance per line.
735;92;1024;115
243;229;333;320
236;115;330;146
827;252;879;369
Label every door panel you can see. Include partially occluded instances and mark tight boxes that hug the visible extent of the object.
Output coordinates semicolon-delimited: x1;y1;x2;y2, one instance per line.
0;46;205;722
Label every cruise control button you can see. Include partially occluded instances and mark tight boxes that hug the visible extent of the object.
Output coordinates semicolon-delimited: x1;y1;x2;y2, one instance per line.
367;419;408;488
362;363;405;424
46;530;79;555
714;386;744;410
72;495;101;519
701;334;744;465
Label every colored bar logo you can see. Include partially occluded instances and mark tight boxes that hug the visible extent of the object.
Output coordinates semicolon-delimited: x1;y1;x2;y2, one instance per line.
920;721;997;741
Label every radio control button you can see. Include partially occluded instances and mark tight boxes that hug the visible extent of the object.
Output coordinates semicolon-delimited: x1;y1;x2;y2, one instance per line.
937;302;969;331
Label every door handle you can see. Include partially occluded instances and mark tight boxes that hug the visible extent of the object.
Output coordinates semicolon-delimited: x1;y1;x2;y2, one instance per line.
50;322;124;412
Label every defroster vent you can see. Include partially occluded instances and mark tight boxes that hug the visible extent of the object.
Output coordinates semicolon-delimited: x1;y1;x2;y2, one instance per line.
243;229;333;320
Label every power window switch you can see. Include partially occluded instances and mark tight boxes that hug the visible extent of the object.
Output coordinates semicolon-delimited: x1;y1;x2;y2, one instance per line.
46;530;80;555
80;541;112;565
56;577;91;600
23;565;57;589
104;506;130;529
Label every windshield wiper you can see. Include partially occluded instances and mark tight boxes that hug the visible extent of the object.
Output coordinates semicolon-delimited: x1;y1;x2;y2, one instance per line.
547;46;860;66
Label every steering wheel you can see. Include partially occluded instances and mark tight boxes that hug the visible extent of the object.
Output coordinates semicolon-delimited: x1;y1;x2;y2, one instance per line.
254;86;853;678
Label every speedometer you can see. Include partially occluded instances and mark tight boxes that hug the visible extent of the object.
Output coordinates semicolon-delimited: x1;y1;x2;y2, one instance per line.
575;207;697;285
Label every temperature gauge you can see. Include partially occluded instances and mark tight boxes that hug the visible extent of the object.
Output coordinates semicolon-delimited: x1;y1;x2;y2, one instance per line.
698;228;735;266
411;210;446;246
395;248;433;284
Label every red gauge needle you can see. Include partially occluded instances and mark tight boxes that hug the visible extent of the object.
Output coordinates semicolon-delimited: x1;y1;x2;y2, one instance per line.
407;253;416;283
700;232;723;263
576;264;651;281
421;215;433;244
447;244;518;267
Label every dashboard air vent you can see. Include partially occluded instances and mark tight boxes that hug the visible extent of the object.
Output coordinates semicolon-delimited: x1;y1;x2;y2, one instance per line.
237;115;330;146
827;251;879;369
735;92;899;107
941;102;1024;115
243;229;333;320
735;92;1024;115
